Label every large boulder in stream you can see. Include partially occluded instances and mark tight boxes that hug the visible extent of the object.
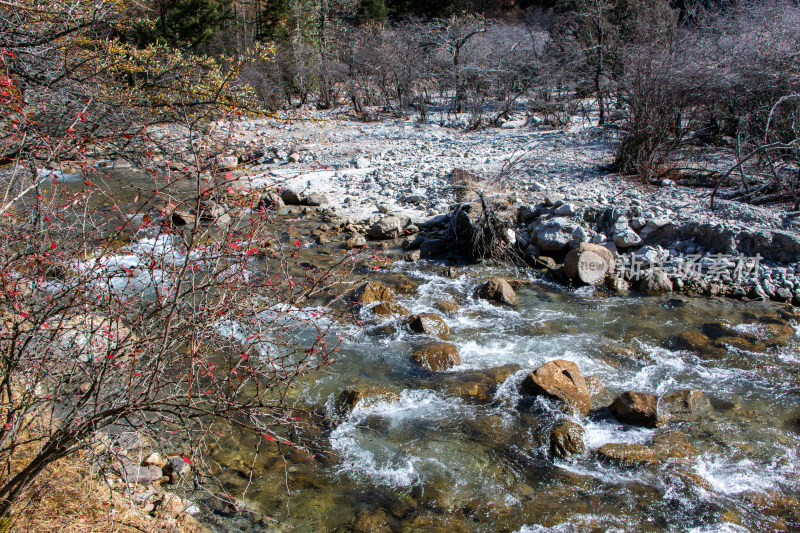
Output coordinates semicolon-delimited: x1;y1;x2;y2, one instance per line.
407;313;450;340
610;391;664;428
520;360;591;417
411;342;461;371
476;277;517;307
563;243;616;285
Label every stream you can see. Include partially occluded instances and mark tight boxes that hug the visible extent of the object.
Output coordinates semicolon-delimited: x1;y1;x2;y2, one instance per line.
202;251;800;532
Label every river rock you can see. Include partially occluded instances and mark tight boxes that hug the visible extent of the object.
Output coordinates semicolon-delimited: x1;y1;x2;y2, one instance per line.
335;389;363;415
434;299;459;314
344;233;367;249
164;456;191;482
610;391;663;428
56;314;137;364
638;268;673;293
550;420;586;458
372;301;409;318
303;193;329;206
257;192;284;211
476;277;517;306
411;343;461;371
520;360;591;417
280;188;303;205
605;276;630;292
446;376;493;403
420;238;449;258
585;376;615;410
564;243;616;285
613;228;642;248
198;200;232;225
170;210;196;226
367;215;410;239
356;282;395;304
661;389;712;422
533;218;577;251
118;457;163;486
407;313;450;340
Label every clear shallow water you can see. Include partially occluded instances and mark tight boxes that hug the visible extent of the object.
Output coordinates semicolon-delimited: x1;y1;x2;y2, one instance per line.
202;258;800;532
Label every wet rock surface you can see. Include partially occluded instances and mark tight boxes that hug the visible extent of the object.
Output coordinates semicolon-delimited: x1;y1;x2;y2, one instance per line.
520;360;591;417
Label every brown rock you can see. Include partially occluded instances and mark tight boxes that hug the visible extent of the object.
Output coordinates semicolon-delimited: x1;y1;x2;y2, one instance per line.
446;378;493;403
356;282;395;304
550;420;586;458
434;299;459;314
335;389;363;415
411;343;461;371
610;391;663;428
407;313;450;340
638;268;673;293
519;360;591;417
597;443;663;466
372;302;409;318
661;389;712;422
476;277;518;307
564;243;616;285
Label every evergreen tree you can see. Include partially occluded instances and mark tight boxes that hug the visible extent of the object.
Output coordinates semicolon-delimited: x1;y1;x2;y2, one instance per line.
357;0;388;24
158;0;232;48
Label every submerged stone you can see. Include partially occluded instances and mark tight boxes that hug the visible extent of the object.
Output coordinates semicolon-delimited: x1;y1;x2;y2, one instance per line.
550;420;586;458
411;342;461;371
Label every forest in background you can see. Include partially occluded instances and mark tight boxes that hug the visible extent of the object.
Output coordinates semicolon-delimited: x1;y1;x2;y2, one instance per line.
128;0;799;205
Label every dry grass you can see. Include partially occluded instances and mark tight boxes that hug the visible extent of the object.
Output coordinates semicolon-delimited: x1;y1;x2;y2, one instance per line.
2;450;208;532
0;410;206;533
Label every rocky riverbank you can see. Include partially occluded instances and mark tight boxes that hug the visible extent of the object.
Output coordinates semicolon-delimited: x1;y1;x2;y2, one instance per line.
200;111;799;305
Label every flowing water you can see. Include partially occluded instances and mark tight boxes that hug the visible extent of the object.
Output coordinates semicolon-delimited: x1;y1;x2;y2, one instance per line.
57;171;800;531
202;256;800;532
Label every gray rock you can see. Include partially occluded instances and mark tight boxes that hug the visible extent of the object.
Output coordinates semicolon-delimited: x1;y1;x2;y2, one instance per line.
119;458;162;486
569;226;594;248
544;193;566;206
257;192;284;211
367;215;410;239
287;152;301;163
353;157;370;169
534;218;577;252
554;203;577;217
303;193;329;206
613;228;642;248
344;233;366;249
280;189;303;205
